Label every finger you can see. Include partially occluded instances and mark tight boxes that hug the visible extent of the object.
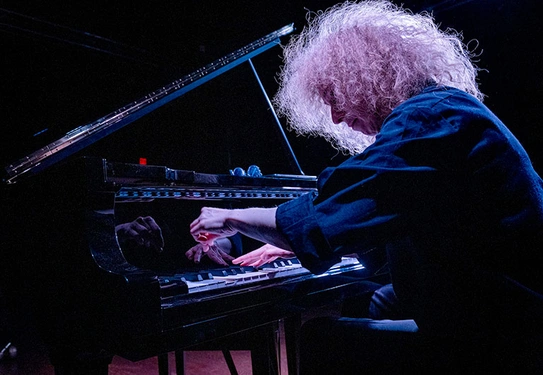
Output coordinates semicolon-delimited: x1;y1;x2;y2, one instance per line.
232;256;246;265
185;249;194;260
251;255;267;267
131;221;149;234
189;218;200;231
141;217;165;250
130;221;154;247
248;254;277;268
141;216;159;229
191;228;214;243
237;257;258;266
190;221;205;239
233;250;262;264
190;208;210;230
194;247;203;264
207;249;228;266
153;233;165;251
125;229;145;245
150;242;164;253
232;253;259;265
249;259;266;267
126;228;140;237
265;255;280;264
135;217;152;231
218;248;235;262
147;237;164;252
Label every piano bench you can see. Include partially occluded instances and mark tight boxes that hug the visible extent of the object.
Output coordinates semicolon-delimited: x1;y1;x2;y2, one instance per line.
298;316;543;374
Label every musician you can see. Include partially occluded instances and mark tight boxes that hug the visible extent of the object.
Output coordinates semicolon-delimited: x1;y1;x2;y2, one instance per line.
190;0;543;372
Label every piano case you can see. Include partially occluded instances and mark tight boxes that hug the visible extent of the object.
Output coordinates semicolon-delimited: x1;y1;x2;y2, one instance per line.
1;24;381;375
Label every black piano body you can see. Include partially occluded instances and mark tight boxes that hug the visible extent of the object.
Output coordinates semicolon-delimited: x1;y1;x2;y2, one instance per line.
3;156;378;374
1;23;383;374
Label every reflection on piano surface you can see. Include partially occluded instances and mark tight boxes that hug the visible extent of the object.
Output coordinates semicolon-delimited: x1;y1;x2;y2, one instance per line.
1;24;382;375
3;156;376;374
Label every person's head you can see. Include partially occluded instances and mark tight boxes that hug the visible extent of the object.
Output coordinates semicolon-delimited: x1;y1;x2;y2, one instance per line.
274;0;483;154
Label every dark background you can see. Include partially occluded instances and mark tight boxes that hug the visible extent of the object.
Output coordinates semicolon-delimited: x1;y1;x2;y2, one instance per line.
1;0;542;177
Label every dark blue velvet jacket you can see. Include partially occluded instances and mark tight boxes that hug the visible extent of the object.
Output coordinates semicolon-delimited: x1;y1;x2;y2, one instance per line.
277;85;543;335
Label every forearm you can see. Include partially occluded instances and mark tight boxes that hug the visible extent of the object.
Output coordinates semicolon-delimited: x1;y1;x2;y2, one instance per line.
227;207;292;251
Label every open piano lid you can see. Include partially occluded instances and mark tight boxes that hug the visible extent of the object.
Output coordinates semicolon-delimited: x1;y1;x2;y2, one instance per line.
3;23;296;185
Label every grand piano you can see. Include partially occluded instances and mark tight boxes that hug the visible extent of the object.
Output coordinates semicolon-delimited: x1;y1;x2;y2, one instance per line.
1;18;385;375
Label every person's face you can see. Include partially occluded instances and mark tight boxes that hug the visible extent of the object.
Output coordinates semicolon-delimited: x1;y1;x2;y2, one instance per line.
323;91;374;135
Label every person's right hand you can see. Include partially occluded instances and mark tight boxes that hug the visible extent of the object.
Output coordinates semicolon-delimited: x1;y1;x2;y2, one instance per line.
232;244;295;268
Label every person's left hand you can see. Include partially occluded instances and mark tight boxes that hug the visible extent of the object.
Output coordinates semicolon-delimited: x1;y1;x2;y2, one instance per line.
185;238;235;266
232;244;295;268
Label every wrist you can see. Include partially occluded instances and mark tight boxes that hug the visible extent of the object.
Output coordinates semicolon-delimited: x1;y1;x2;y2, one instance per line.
214;237;232;251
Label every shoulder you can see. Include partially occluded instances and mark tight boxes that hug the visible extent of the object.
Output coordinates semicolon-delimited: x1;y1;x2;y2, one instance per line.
378;85;495;142
399;85;483;111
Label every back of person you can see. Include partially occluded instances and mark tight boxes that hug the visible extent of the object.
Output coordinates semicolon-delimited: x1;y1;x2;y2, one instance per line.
371;85;543;337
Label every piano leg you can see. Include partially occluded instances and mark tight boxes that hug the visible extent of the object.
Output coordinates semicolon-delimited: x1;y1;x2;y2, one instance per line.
169;322;282;375
161;350;242;375
284;314;302;375
222;349;239;375
250;322;280;375
175;350;184;374
158;353;169;375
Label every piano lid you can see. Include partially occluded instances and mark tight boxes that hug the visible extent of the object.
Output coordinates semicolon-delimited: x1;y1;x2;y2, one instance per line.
3;23;294;184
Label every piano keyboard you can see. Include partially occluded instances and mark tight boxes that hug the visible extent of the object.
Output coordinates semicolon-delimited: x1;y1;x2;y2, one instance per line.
158;257;364;301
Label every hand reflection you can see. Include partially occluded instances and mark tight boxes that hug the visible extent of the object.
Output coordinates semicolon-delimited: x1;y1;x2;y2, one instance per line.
115;216;164;253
